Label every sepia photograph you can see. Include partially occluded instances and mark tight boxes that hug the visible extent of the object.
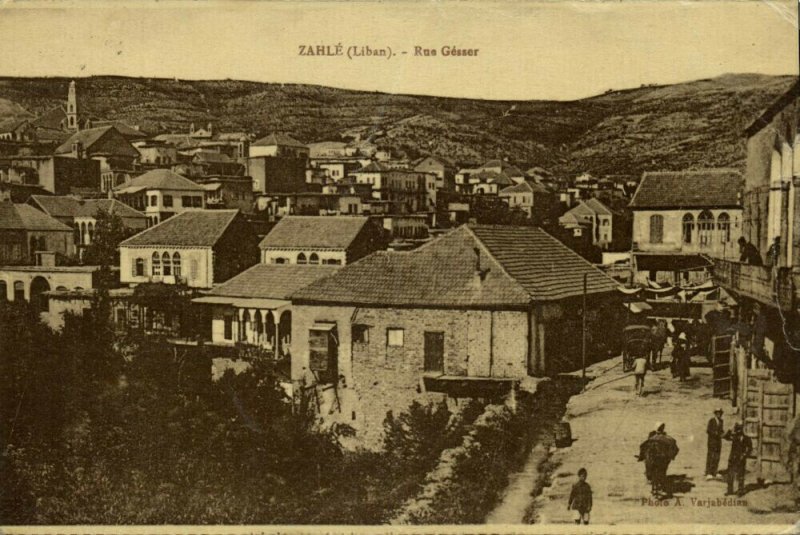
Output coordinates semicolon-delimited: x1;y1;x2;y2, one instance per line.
0;1;798;533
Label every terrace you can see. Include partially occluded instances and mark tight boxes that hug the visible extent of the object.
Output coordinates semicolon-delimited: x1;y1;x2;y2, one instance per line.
712;258;797;311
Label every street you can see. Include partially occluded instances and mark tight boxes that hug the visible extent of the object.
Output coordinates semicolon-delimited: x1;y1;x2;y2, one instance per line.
530;352;799;525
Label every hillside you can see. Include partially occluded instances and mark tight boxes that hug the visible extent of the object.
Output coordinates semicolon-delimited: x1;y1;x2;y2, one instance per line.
0;73;794;177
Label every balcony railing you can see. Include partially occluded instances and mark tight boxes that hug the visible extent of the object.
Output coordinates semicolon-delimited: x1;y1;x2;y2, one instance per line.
712;259;796;311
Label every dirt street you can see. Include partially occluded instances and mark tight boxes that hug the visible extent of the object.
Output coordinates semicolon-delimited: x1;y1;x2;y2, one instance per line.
533;353;798;525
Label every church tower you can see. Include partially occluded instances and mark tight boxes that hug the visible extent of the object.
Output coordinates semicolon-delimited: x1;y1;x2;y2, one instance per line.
67;80;78;131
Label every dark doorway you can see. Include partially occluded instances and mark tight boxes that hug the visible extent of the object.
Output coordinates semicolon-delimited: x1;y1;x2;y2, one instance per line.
424;331;444;373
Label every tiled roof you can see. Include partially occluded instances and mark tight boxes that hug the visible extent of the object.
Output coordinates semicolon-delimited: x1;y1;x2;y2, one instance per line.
91;121;148;139
193;151;232;164
54;126;114;154
121;210;239;248
472;170;514;186
0;118;30;133
0;202;72;231
31;106;67;130
354;161;392;173
206;264;340;300
259;216;370;250
629;170;742;209
293;225;617;307
75;199;146;220
114;169;205;193
499;182;535;195
252;133;306;148
29;195;82;218
583;198;613;216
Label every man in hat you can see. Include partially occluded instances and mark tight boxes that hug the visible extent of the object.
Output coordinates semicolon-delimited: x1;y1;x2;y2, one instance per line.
724;423;753;496
706;408;725;480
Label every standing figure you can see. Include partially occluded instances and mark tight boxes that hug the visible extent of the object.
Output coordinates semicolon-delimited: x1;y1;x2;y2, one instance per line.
724;423;753;496
738;237;763;266
633;353;648;396
567;467;592;525
637;430;658;482
705;408;724;480
648;423;679;497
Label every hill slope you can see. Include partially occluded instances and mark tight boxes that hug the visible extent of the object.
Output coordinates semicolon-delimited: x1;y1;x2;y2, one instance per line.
0;73;794;177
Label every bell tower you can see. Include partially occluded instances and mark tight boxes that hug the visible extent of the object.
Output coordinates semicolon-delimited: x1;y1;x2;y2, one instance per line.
67;80;78;131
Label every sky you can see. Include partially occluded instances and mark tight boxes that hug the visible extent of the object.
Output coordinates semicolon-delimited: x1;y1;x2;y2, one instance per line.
0;0;796;101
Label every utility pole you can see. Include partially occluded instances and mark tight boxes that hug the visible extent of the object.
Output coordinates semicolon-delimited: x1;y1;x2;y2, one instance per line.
582;272;588;387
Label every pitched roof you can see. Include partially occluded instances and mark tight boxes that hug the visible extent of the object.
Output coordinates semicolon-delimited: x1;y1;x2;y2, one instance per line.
472;170;514;186
414;155;455;170
113;169;205;194
259;216;371;250
29;195;82;218
252;133;306;148
54;126;114;154
31;106;67;130
91;121;149;139
192;151;232;164
0;118;30;133
583;198;613;216
0;202;72;231
499;182;535;195
120;210;239;248
293;225;617;307
354;161;392;173
629;170;742;209
206;264;340;300
75;199;146;220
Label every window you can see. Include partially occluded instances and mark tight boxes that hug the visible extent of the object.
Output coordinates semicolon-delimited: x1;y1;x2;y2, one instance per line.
387;328;404;347
193;196;203;207
163;195;173;208
309;253;320;265
172;252;181;277
181;195;191;207
297;253;307;264
274;257;287;264
151;252;161;276
718;212;731;243
162;252;172;276
224;315;233;340
135;257;145;277
682;213;694;244
698;210;714;246
190;259;199;280
325;258;342;265
149;195;157;207
352;324;369;344
649;214;664;244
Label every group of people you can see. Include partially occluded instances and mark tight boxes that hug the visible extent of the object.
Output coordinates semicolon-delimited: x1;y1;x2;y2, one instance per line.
631;327;692;396
706;408;754;496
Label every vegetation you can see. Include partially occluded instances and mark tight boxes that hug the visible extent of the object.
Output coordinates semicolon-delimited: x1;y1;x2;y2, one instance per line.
0;301;474;524
82;208;137;268
0;73;794;176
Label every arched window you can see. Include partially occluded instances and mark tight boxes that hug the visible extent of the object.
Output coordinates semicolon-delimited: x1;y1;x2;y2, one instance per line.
172;252;181;278
162;252;172;276
649;215;664;244
152;252;161;276
88;223;95;243
297;253;307;265
682;213;694;244
275;257;287;264
698;210;715;246
718;212;731;243
309;253;320;265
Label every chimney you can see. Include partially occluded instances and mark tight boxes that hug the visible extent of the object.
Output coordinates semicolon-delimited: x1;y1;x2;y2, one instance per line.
189;122;195;134
473;247;490;281
207;122;213;135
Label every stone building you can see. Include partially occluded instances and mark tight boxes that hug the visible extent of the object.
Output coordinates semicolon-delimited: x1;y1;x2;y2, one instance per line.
290;224;620;446
113;169;206;227
259;215;387;265
0;201;75;264
629;169;743;284
119;209;259;289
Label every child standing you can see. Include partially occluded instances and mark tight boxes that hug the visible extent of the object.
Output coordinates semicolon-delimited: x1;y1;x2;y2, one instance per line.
568;467;592;525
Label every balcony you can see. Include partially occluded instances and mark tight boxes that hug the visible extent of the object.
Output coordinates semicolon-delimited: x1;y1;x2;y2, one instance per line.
712;259;797;311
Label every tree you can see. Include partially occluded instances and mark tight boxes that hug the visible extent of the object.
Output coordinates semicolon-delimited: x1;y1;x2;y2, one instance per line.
83;208;136;268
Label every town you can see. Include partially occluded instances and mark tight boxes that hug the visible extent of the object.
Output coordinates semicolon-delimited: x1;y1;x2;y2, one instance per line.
0;75;799;527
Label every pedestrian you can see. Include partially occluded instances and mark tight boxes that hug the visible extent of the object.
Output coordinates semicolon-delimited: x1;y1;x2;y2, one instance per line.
670;333;685;378
567;467;592;525
724;423;753;496
706;408;725;480
633;353;648;396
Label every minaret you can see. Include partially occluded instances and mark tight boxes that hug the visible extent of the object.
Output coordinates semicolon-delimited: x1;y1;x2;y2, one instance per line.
67;80;78;131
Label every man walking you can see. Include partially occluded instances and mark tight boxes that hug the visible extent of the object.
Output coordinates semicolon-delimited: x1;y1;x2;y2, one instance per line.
705;408;724;480
724;423;753;496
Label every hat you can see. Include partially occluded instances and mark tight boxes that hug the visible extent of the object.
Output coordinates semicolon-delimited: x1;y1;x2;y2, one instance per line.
678;332;687;341
714;408;723;414
655;422;665;432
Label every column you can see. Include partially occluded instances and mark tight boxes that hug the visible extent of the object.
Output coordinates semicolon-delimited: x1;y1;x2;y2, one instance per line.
274;312;282;358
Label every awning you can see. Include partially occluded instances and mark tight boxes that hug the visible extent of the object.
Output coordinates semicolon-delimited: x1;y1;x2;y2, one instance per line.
617;286;642;295
192;295;289;310
310;322;337;331
635;254;712;272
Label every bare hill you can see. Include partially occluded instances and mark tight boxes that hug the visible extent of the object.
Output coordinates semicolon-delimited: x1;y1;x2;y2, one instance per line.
0;73;794;176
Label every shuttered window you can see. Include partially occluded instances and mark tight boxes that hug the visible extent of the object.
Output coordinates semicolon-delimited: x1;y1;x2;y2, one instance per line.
649;215;664;244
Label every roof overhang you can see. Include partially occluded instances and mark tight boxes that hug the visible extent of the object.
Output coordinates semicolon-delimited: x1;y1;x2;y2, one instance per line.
193;295;290;310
